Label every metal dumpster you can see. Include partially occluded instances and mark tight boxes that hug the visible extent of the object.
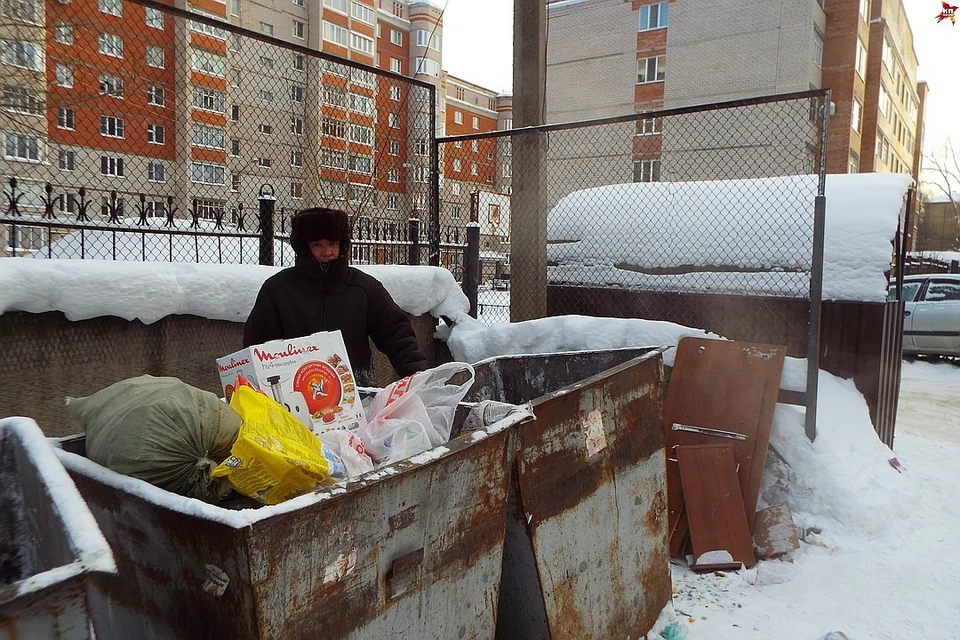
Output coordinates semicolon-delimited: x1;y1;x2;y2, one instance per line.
54;404;533;640
464;348;671;640
0;417;116;640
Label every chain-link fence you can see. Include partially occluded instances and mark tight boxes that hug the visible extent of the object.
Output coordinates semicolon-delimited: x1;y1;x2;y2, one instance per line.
0;0;449;267
438;91;828;338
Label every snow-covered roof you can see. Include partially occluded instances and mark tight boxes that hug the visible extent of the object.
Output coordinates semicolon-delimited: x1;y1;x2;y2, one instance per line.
547;173;914;302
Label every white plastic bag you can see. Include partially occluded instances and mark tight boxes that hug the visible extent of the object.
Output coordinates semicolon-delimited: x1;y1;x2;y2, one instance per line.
361;362;475;464
317;429;375;477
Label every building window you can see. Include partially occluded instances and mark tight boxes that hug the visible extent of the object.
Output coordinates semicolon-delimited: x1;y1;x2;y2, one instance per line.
349;124;373;145
193;198;225;221
100;115;125;138
291;84;304;102
451;204;461;219
2;40;42;70
3;131;40;162
291;117;304;135
503;163;512;178
259;55;274;69
145;7;163;28
390;57;402;74
638;116;662;135
848;151;859;174
351;32;374;56
148;161;165;182
100;155;124;176
390;86;401;101
57;107;74;129
387;168;399;183
190;162;226;185
454;110;463;125
192;49;226;77
6;226;43;252
471;140;479;152
389;113;400;128
147;85;165;106
501;119;513;131
98;0;121;16
98;33;123;57
323;0;348;12
293;20;305;39
638;2;668;31
414;57;440;76
387;193;400;210
231;104;240;121
190;15;227;40
851;98;863;134
258;157;272;168
350;93;374;115
637;55;665;83
390;29;402;46
258;123;273;135
231;174;241;192
859;0;869;21
230;139;240;155
633;159;660;182
416;29;440;50
293;0;304;6
322;117;346;139
231;69;240;87
193;87;225;113
322;148;346;168
453;159;462;172
455;86;465;100
349;155;372;173
54;64;73;87
144;200;166;218
54;21;74;44
855;38;867;79
293;54;304;71
290;182;303;199
290;149;303;166
451;182;461;195
322;21;348;47
389;140;400;156
58;193;77;214
99;74;123;98
472;116;480;130
352;1;373;23
260;21;274;35
58;149;75;170
416;139;428;155
192;124;225;149
260;90;274;102
813;32;823;68
3;0;38;21
470;163;478;176
2;85;40;115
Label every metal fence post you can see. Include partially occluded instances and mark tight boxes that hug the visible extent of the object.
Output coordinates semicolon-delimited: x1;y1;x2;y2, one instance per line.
408;217;420;266
258;184;276;266
464;222;480;318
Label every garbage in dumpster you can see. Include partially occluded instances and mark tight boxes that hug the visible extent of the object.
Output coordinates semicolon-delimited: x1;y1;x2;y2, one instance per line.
317;428;374;477
217;330;366;434
211;383;346;505
66;375;241;503
360;362;475;464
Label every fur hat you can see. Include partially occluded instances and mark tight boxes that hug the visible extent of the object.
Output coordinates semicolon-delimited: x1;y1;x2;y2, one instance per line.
290;207;351;258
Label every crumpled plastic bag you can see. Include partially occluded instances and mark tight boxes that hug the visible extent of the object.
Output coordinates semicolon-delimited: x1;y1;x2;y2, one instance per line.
211;384;345;505
360;362;475;464
317;428;374;477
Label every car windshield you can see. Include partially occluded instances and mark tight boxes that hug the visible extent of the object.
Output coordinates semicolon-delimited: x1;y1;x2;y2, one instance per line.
888;281;921;302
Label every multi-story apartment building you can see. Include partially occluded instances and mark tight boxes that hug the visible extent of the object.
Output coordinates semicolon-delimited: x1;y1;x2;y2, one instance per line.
1;0;512;258
544;0;926;188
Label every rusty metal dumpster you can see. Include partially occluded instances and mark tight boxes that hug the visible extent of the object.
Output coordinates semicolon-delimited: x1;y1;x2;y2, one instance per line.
464;348;671;640
55;401;531;640
0;417;116;640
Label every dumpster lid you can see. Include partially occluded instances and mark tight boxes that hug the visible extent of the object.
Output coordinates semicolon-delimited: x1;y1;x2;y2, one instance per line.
0;417;116;603
53;404;534;529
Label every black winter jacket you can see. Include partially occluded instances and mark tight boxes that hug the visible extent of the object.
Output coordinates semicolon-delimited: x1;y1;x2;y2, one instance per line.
243;254;428;386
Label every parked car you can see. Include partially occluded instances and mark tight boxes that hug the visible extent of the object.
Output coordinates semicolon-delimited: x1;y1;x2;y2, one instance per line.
888;274;960;356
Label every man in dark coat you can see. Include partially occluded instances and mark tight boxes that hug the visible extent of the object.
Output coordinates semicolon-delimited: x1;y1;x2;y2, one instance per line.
243;207;428;386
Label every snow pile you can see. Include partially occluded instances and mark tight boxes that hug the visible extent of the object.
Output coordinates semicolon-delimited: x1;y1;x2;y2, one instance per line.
443;313;720;366
760;373;919;539
0;259;470;324
547;173;914;302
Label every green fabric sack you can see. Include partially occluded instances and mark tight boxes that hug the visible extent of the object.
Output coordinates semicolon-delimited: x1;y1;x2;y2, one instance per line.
66;375;242;503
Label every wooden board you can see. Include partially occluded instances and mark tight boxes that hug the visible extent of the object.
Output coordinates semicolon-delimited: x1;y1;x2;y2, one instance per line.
663;337;786;555
677;445;756;570
752;502;800;560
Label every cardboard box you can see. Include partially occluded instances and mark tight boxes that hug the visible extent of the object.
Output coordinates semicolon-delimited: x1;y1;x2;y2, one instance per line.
217;331;365;433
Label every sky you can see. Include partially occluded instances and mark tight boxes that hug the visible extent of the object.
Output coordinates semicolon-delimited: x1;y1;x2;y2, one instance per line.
439;0;960;179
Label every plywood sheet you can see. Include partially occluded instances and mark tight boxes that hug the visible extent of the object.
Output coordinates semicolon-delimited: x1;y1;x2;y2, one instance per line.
677;445;756;570
752;502;800;560
663;337;786;555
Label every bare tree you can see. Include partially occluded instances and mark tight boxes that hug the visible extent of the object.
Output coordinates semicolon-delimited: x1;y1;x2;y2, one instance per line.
921;137;960;251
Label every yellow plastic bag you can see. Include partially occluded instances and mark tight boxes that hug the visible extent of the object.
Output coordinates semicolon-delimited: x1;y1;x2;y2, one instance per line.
212;384;346;505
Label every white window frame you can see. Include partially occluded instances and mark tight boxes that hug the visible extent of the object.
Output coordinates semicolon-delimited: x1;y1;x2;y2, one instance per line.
99;73;124;98
389;85;401;101
416;29;440;50
193;86;225;113
54;21;74;44
192;124;225;149
290;149;303;167
100;115;125;138
58;148;75;170
98;33;123;58
3;40;43;70
98;0;121;16
192;49;226;77
148;161;166;182
855;38;867;79
349;124;373;145
57;107;74;129
290;182;304;199
292;19;305;39
813;31;823;68
472;116;480;130
100;155;124;176
637;55;665;84
147;85;165;107
147;124;166;145
390;57;402;73
389;140;400;156
638;2;668;31
323;0;348;13
291;84;305;102
351;32;374;56
851;98;863;134
4;131;41;162
634;159;661;182
322;21;348;47
260;21;274;35
290;117;304;135
454;110;463;124
145;7;163;28
190;162;226;185
390;29;402;46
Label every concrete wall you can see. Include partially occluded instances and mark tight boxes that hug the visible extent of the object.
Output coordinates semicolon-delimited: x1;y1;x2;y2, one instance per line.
0;311;446;436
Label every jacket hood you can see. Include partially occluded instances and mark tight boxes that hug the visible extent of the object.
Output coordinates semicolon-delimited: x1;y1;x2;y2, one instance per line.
290;207;352;260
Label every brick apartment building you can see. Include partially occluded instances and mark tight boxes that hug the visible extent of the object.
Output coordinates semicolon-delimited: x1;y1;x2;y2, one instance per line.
544;0;927;195
0;0;512;255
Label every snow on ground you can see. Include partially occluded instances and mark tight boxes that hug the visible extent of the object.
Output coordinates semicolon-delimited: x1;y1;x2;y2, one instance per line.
671;359;960;640
548;173;913;301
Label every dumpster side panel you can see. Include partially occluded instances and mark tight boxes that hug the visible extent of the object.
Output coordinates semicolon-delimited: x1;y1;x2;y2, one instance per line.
65;472;258;640
248;429;512;640
516;355;670;639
